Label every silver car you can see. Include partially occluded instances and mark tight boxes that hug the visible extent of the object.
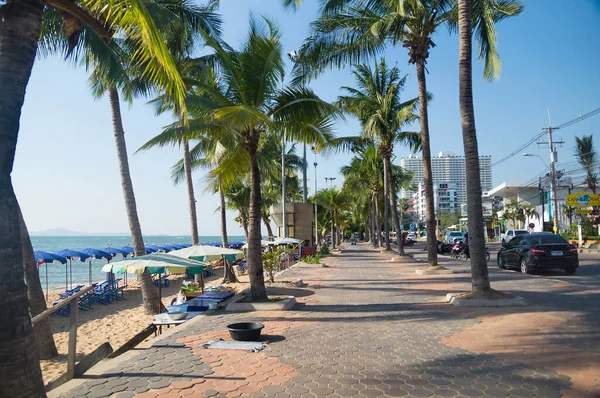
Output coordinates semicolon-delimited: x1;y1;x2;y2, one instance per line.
445;231;464;244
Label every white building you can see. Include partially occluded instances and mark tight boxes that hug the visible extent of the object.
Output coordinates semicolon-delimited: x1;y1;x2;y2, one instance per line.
413;181;459;219
487;182;587;232
401;151;492;203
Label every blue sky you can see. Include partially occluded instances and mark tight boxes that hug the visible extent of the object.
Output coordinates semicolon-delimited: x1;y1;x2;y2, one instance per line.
13;0;600;235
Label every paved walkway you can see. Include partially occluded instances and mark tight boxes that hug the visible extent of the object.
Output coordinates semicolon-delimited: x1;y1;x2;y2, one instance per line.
51;243;600;398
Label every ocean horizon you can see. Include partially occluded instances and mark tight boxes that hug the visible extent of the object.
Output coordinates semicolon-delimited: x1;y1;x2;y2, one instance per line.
31;235;246;291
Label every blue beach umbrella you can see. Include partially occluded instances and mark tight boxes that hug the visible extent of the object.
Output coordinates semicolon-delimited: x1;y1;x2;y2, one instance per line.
34;251;67;300
144;246;159;253
117;246;135;255
55;249;90;290
81;248;112;285
103;247;132;257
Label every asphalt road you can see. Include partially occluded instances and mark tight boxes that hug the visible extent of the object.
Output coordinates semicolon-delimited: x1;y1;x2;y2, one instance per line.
486;242;600;290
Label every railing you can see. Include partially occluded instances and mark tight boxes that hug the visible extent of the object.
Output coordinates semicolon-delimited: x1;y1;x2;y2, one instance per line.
32;285;95;380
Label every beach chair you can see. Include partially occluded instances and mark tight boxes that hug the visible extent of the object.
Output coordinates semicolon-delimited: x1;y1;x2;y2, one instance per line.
92;281;113;305
52;300;70;317
78;292;94;311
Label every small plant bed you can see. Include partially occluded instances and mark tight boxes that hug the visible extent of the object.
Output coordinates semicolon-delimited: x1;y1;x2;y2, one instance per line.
226;293;296;312
446;289;527;307
415;265;453;275
236;295;288;303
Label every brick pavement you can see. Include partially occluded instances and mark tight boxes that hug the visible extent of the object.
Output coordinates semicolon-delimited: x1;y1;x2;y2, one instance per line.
51;243;599;398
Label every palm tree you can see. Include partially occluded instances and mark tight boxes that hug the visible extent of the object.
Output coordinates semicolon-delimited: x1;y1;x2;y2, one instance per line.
574;135;597;194
456;0;523;294
521;203;540;228
19;209;58;360
183;17;339;300
285;0;451;266
341;144;385;248
1;0;192;393
314;188;349;249
336;58;420;255
84;1;220;314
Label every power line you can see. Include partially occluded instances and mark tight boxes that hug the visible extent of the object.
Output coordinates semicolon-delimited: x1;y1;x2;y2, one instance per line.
491;107;600;168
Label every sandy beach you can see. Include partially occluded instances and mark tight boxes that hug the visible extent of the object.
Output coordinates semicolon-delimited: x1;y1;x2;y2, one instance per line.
41;271;250;385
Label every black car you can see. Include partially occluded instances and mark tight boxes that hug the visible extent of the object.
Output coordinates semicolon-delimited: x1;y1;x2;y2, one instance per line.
497;232;579;274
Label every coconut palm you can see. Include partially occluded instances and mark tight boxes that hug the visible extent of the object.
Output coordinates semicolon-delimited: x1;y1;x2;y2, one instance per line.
1;0;194;393
19;208;58;360
522;203;540;228
337;58;420;255
180;17;339;300
284;0;452;266
455;0;523;294
574;135;597;194
341;144;385;248
314;188;349;249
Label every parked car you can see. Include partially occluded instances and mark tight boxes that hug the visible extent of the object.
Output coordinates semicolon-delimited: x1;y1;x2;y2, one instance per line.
497;232;578;274
444;231;464;244
500;229;528;245
407;232;417;240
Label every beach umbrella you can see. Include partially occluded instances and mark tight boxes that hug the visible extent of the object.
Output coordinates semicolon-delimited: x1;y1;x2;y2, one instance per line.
144;246;159;254
103;247;132;257
170;245;244;262
102;253;208;307
54;249;90;290
147;244;174;253
34;251;68;301
242;240;272;249
117;246;135;255
81;248;112;285
170;245;244;285
271;237;303;245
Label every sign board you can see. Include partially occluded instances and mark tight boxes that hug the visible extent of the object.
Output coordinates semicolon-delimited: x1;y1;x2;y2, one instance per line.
576;209;593;215
460;203;468;216
566;193;600;207
482;201;493;217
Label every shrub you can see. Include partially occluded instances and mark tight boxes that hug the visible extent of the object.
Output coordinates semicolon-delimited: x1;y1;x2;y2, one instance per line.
302;254;322;264
319;245;330;255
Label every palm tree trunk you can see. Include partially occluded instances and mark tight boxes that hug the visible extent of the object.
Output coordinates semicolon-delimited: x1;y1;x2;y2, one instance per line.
331;211;336;249
382;159;391;251
109;87;160;314
241;216;249;242
263;214;274;240
0;1;47;395
415;60;438;266
246;131;268;301
20;208;58;360
375;193;383;248
219;184;229;248
385;157;405;256
459;0;490;293
183;139;199;245
371;196;378;247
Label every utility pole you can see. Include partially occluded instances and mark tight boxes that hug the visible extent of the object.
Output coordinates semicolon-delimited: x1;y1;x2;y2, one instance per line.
288;49;308;204
538;110;564;234
313;147;318;246
281;76;287;238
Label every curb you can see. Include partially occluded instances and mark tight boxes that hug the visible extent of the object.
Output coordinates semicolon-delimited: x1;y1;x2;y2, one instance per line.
445;293;528;307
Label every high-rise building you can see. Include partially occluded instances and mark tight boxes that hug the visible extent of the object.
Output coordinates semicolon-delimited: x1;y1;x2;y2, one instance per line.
400;151;492;204
412;181;459;219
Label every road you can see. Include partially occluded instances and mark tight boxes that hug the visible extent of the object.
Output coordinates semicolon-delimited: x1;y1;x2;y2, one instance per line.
485;242;600;290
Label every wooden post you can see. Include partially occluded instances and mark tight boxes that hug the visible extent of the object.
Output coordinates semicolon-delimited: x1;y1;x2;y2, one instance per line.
67;299;78;379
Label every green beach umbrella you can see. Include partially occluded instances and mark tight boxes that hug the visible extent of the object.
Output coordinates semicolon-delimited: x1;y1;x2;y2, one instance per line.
101;253;208;307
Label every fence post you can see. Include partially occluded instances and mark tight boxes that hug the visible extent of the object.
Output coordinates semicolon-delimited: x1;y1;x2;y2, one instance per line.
67;301;78;379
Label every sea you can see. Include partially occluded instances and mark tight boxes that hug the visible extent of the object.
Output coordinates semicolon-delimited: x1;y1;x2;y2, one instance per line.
31;235;246;291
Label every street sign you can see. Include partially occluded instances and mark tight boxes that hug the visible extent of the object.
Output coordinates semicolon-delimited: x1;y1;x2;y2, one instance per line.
461;203;468;216
566;193;600;207
575;209;593;215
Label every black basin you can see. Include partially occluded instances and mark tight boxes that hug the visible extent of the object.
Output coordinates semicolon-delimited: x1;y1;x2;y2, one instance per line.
227;322;264;341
